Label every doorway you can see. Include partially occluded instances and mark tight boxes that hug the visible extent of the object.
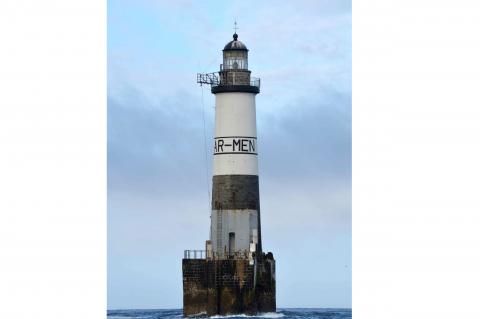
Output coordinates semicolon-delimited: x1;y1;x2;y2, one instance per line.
228;232;235;256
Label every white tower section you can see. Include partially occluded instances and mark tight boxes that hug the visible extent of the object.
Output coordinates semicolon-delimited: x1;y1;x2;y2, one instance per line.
213;92;258;176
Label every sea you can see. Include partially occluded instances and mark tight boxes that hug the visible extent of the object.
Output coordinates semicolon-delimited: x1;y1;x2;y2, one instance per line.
107;308;352;319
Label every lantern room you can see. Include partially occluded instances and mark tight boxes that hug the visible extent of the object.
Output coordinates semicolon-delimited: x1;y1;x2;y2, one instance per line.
222;33;249;70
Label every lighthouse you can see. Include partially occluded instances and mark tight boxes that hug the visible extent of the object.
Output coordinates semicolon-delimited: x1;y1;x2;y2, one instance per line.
182;31;276;316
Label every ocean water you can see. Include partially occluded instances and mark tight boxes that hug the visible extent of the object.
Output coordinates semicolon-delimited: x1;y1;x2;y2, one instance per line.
107;308;352;319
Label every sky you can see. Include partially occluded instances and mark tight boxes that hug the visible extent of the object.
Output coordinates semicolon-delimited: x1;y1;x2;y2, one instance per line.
108;0;351;310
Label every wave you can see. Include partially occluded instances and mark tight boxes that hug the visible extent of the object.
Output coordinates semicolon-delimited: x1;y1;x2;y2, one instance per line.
107;308;351;319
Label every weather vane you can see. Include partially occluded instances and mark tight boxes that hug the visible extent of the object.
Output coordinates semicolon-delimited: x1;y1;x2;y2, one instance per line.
234;20;239;33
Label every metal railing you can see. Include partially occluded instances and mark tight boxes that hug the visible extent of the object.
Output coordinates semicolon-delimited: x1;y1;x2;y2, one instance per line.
249;77;261;88
220;63;249;71
197;73;219;86
197;72;260;89
211;250;251;259
183;249;253;260
184;250;206;259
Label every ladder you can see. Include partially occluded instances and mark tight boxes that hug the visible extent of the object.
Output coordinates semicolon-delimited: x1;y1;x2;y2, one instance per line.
216;211;223;256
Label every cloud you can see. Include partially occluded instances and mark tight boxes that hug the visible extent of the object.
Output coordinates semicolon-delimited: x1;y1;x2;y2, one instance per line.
107;86;213;196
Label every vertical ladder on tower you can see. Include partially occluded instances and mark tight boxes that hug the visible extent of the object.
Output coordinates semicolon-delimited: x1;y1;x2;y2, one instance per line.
216;212;223;257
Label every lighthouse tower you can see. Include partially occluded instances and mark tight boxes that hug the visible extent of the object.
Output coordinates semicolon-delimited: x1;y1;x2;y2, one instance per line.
210;32;262;258
182;31;276;316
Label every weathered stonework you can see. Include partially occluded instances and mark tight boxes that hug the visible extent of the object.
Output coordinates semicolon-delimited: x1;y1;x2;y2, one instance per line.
212;175;260;210
182;254;276;316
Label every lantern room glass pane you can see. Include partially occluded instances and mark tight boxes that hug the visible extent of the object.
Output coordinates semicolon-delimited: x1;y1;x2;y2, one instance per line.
223;51;248;70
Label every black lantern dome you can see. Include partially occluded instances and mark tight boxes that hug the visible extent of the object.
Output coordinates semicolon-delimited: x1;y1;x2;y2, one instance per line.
223;33;248;51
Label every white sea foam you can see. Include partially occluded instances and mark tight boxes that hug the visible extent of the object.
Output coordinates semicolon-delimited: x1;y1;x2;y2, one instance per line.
107;316;154;319
209;312;284;319
256;313;285;318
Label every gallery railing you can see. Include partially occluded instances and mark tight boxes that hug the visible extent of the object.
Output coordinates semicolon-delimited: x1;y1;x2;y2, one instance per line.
197;72;260;89
183;249;252;260
184;250;206;259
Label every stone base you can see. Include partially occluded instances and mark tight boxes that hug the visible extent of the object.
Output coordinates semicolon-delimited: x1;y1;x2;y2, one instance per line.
182;254;276;316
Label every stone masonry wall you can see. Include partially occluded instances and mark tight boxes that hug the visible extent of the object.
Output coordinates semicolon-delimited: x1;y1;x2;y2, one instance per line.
182;255;276;316
182;259;209;316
